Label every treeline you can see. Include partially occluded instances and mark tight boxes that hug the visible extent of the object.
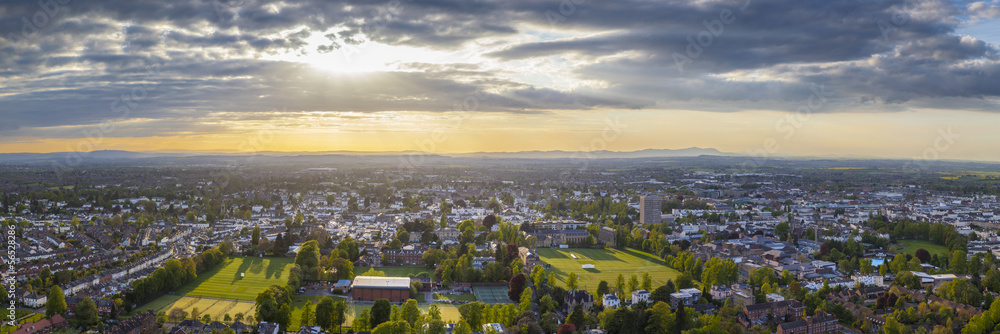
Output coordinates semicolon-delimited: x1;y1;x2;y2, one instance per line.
435;243;520;287
124;241;232;310
662;251;739;290
867;217;968;251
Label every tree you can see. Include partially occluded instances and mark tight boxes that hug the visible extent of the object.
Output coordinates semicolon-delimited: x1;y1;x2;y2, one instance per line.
45;286;66;318
201;314;212;323
915;248;932;263
774;222;790;241
169;308;188;322
597;280;611;298
951;250;968;274
519;287;533;313
616;274;625;294
371;299;392;328
330;258;354;280
353;308;371;332
73;297;99;327
300;301;314;327
675;272;695;290
651;283;675;304
674;306;687;334
483;215;498;230
937;279;982;306
251;224;261;248
428;305;442;321
337;237;360;261
557;324;577;334
566;305;586;330
331;300;347;333
400;299;421;329
255;285;292;330
627;274;639;295
295;240;322;272
645;302;676;333
458;302;485;328
372;320;410;334
567;272;579;291
602;307;639;334
641;273;652;291
191;307;202;321
315;297;335;331
509;273;527;302
454;320;473;334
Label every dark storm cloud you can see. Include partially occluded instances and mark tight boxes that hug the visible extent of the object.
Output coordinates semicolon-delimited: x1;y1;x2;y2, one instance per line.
0;0;998;138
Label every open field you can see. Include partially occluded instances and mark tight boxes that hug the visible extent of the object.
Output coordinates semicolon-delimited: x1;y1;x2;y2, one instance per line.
353;266;434;278
898;240;951;258
537;248;684;294
135;256;452;331
176;256;294;301
135;295;256;322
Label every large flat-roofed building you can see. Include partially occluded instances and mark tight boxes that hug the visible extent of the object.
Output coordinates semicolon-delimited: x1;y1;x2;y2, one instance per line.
639;195;662;226
598;227;616;247
351;276;411;302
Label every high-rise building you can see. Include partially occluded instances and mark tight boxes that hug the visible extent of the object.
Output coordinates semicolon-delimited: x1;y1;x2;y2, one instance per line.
639;195;662;226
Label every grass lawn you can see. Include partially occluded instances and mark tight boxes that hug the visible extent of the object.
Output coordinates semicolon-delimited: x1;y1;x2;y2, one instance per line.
434;293;476;301
898;240;951;258
353;266;434;278
176;256;295;301
133;295;257;322
537;248;684;295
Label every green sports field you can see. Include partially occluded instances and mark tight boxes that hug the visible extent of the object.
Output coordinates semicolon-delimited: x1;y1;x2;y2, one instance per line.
176;256;295;301
135;295;256;322
537;248;683;295
898;240;951;258
134;256;293;322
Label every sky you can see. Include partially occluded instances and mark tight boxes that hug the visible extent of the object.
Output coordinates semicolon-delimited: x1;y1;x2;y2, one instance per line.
1;0;999;161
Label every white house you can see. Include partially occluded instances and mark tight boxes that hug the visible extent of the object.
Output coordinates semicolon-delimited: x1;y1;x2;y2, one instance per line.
602;294;620;308
631;289;651;305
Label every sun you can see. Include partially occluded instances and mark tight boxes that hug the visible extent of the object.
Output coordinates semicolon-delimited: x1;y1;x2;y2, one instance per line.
293;43;401;74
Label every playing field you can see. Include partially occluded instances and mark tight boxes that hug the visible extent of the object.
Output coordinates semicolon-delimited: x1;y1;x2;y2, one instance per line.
899;240;951;258
537;248;683;294
176;256;295;301
473;286;511;304
134;295;257;322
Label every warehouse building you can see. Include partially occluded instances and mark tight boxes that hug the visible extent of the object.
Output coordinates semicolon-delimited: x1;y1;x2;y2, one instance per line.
351;276;411;302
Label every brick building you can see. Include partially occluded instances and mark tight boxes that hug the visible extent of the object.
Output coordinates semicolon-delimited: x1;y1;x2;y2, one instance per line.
382;248;423;266
351;276;412;302
741;300;806;326
776;311;838;334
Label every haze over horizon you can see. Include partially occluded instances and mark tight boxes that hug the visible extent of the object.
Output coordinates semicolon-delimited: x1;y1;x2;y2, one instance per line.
2;0;1000;161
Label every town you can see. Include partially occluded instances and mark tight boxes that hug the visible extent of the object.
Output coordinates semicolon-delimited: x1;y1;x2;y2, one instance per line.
3;156;1000;334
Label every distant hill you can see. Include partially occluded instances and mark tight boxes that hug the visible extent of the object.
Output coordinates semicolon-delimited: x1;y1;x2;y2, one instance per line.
0;147;732;163
447;147;732;159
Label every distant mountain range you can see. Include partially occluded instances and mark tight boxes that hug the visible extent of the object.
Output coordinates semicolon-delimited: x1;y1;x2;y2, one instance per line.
1;149;997;169
0;147;733;163
447;147;732;159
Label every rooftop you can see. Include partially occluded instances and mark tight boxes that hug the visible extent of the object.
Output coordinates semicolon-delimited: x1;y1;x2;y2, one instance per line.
352;276;411;289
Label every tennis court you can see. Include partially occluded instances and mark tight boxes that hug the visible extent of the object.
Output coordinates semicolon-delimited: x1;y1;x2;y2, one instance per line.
473;286;512;304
